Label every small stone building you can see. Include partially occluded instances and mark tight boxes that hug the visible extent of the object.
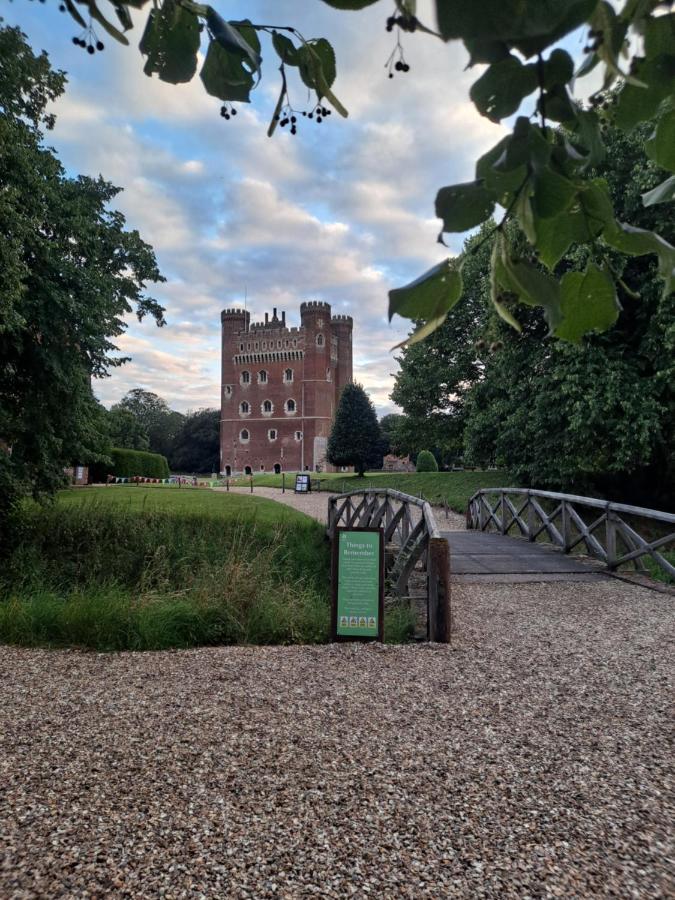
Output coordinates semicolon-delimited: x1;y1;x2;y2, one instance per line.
220;303;353;475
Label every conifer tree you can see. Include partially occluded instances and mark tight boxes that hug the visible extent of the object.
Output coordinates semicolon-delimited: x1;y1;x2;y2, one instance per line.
328;383;384;477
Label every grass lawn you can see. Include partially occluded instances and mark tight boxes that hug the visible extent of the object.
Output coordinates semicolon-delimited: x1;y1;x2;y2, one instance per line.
226;469;510;513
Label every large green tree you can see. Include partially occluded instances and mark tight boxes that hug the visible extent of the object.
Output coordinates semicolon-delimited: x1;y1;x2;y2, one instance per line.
46;0;675;345
112;389;183;458
328;383;385;476
461;120;674;506
0;25;164;523
170;408;220;473
106;406;150;451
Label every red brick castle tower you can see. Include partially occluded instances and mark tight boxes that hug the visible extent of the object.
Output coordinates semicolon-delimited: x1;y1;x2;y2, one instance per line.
220;302;353;475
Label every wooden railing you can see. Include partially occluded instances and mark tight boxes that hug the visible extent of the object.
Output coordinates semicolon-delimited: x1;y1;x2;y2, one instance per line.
327;489;451;642
467;488;675;579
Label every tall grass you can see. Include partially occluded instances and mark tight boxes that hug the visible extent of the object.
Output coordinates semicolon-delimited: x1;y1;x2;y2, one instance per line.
0;496;331;650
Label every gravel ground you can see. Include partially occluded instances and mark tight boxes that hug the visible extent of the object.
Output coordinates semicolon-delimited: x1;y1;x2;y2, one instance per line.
1;579;673;898
214;486;467;531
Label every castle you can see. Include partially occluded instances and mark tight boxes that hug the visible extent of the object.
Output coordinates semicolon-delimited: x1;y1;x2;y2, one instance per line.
220;302;353;475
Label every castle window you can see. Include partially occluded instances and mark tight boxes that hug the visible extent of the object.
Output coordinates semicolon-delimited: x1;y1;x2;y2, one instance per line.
240;343;244;352
268;429;277;441
317;318;324;328
239;401;250;415
293;339;297;347
294;431;302;441
285;399;296;414
241;370;250;384
262;341;267;350
254;342;259;350
277;340;282;348
284;368;293;383
258;370;268;384
247;343;251;351
224;385;233;397
239;429;250;444
316;334;325;348
262;399;273;416
260;464;265;471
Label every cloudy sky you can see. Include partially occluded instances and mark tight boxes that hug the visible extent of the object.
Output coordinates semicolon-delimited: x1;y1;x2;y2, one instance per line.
8;0;554;414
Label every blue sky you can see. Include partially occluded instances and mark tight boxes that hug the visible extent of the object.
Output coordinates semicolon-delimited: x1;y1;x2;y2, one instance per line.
7;0;556;415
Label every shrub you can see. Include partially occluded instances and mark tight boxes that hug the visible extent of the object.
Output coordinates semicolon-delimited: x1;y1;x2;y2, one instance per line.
416;450;438;473
110;448;170;479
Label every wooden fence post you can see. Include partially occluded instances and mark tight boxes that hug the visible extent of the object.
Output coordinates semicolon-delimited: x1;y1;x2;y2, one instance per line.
250;476;253;494
561;500;571;552
282;473;285;493
527;491;535;541
428;537;451;644
606;505;617;568
500;493;506;534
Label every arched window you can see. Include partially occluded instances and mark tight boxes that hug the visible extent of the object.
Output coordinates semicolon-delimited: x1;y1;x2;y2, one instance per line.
262;400;273;414
316;333;325;347
239;429;250;443
294;431;302;441
268;429;277;441
239;401;250;415
286;399;296;414
224;385;233;397
241;370;250;384
284;368;293;383
258;370;268;384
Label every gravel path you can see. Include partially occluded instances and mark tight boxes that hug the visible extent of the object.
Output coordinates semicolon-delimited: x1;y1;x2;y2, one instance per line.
213;486;467;530
1;579;673;898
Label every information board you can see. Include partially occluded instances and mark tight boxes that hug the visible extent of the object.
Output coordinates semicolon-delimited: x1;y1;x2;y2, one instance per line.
295;473;311;493
331;527;384;641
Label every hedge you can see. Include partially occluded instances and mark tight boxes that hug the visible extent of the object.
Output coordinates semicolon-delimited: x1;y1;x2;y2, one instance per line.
111;448;170;479
416;450;438;473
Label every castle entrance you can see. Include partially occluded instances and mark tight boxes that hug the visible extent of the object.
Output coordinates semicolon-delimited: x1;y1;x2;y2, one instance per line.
273;463;281;474
244;465;252;476
225;465;231;477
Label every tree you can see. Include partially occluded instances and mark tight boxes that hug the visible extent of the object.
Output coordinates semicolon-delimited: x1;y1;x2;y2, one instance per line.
107;406;150;451
415;450;438;473
460;121;674;507
328;383;384;476
391;225;490;460
113;389;183;458
378;413;405;456
47;0;675;346
170;408;220;473
0;25;164;527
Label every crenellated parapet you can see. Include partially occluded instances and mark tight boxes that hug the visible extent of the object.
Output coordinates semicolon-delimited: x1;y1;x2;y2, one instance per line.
300;300;331;313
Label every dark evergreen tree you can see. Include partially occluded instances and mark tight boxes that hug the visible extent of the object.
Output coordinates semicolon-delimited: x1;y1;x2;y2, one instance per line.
328;383;384;477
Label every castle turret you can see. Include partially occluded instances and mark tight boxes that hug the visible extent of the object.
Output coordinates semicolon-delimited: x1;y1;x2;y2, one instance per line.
330;314;353;408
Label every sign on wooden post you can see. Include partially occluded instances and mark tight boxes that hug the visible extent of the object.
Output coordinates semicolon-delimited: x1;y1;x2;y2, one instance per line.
331;527;384;642
295;473;311;493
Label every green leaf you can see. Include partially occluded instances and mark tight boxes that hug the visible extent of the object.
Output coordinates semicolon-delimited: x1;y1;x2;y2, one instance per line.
555;263;620;343
469;56;537;122
435;181;496;233
642;175;675;207
435;0;596;54
272;32;300;66
200;41;254;102
532;167;577;218
463;38;510;65
140;0;199;83
571;109;606;170
603;221;675;296
299;39;337;92
388;258;463;324
501;253;563;332
645;110;675;172
543;49;574;87
514;182;537;244
475;138;527;200
644;12;675;58
613;56;675;131
539;84;576;122
536;208;603;269
490;235;522;331
205;11;261;75
579;178;616;232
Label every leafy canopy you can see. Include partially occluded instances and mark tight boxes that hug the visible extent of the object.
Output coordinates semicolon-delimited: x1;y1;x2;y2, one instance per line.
51;0;675;346
0;25;164;520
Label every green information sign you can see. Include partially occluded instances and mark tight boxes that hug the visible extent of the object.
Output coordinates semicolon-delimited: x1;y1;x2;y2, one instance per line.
331;527;384;641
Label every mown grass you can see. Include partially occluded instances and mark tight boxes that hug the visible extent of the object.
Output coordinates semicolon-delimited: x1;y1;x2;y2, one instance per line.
225;470;509;513
0;488;413;649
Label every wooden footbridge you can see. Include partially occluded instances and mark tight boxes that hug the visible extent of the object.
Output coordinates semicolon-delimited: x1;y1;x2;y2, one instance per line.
326;486;674;643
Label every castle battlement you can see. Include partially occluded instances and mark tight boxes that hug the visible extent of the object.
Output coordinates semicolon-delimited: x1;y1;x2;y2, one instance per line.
331;315;353;325
300;300;331;312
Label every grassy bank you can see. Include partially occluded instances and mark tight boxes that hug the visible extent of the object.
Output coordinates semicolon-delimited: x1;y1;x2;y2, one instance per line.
225;470;509;512
1;488;413;649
